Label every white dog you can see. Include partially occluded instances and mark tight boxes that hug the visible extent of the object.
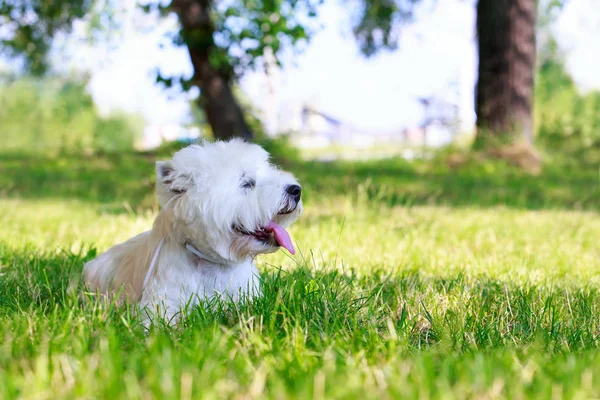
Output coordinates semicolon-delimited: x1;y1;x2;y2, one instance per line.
83;139;302;323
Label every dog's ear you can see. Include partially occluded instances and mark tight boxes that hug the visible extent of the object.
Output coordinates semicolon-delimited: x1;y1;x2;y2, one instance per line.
156;161;189;203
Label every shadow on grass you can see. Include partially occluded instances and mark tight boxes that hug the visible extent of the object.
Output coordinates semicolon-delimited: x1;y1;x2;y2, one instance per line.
295;157;600;211
1;146;599;211
1;242;599;353
0;151;158;209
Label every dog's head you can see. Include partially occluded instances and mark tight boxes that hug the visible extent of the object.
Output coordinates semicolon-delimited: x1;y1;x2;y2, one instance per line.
155;139;303;263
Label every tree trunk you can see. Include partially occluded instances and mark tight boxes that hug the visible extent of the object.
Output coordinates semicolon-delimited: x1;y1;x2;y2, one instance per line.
474;0;537;148
171;0;253;141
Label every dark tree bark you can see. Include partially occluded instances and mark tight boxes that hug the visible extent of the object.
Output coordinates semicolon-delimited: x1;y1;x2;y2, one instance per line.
171;0;253;141
475;0;537;148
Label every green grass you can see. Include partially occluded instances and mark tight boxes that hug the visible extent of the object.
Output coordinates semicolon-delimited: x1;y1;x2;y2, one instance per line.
1;144;600;399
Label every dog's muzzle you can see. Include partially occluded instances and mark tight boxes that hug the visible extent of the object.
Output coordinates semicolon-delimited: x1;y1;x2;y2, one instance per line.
286;184;302;202
278;184;302;215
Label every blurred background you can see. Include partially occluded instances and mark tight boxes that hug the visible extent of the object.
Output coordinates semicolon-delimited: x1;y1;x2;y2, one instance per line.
0;0;599;208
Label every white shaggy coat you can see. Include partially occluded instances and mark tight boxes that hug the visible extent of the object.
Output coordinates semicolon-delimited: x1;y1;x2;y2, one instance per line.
83;139;302;323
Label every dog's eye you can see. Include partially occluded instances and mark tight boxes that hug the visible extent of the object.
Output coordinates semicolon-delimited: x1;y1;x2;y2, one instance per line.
241;178;256;190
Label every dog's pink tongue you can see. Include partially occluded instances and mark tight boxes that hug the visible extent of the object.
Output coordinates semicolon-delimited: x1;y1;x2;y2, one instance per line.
266;221;295;255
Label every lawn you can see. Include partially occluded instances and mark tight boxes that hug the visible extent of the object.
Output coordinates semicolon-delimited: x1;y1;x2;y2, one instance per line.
1;143;600;399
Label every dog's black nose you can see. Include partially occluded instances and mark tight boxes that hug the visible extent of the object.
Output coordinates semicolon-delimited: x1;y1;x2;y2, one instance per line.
286;184;302;201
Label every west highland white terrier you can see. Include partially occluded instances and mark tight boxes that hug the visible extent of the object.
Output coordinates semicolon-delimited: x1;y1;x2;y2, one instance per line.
83;139;302;323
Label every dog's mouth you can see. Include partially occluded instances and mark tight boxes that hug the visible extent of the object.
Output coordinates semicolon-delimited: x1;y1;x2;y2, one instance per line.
277;206;295;215
233;221;295;255
277;200;300;215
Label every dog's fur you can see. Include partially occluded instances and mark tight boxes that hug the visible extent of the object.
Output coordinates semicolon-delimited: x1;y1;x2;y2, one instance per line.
83;139;302;323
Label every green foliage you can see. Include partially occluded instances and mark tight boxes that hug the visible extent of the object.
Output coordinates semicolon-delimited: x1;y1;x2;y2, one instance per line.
148;0;321;88
0;0;95;75
94;113;145;153
534;8;600;162
0;0;414;78
213;0;319;74
352;0;421;56
535;44;600;163
0;77;143;155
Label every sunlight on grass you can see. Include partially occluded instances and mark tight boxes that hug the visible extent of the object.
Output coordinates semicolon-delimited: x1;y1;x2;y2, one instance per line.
1;149;600;399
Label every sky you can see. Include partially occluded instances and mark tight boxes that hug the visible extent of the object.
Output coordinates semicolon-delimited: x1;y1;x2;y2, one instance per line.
78;0;600;134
